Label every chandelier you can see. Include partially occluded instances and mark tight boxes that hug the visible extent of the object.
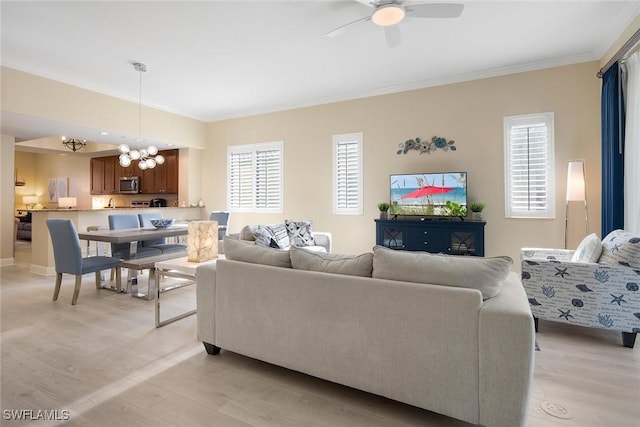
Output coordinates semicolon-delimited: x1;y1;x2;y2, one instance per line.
62;137;87;152
118;62;165;170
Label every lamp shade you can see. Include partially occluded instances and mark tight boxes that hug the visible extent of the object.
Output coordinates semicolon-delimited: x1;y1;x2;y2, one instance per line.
22;195;38;205
187;220;218;262
58;197;77;209
566;160;586;202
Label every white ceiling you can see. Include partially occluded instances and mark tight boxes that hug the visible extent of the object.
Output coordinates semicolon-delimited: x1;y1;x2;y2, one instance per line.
2;0;639;152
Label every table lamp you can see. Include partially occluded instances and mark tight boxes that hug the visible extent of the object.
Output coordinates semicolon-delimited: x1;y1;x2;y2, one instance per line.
565;160;588;248
188;220;218;262
22;195;38;209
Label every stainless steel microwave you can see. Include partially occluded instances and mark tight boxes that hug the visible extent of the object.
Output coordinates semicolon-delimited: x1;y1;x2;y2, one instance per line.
119;176;140;194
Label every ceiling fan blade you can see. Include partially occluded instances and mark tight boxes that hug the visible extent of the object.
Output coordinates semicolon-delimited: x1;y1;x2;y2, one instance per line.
326;15;371;38
352;0;375;7
405;3;464;18
384;25;402;48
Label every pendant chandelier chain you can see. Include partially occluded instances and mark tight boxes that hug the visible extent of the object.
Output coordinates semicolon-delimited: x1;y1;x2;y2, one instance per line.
118;62;165;170
138;68;143;138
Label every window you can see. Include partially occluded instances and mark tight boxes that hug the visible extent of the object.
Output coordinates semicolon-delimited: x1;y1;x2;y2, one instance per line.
504;113;555;218
227;141;283;213
333;132;363;215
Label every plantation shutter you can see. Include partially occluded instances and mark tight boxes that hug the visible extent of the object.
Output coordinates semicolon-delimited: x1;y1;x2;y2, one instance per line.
510;123;548;211
504;113;555;218
228;149;253;209
333;133;363;215
255;147;281;210
227;141;283;212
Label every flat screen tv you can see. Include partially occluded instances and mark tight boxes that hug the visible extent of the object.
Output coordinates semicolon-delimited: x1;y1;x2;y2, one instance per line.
389;172;467;217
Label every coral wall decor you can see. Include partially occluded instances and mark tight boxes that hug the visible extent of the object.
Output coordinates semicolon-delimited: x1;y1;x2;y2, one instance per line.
397;136;456;155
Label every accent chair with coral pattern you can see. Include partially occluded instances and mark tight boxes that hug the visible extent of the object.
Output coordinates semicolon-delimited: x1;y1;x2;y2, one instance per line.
521;230;640;348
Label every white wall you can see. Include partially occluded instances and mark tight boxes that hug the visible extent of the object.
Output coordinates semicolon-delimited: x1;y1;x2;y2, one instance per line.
14;151;91;209
1;135;16;265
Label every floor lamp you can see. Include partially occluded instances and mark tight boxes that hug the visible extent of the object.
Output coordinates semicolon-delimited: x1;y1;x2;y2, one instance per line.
565;160;589;248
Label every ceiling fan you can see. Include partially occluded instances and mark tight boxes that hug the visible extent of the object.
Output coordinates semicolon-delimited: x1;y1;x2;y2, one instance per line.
326;1;464;48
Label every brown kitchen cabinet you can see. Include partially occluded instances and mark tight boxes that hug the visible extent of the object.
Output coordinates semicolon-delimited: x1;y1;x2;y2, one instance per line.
119;163;137;178
91;149;178;195
139;149;178;194
90;156;117;195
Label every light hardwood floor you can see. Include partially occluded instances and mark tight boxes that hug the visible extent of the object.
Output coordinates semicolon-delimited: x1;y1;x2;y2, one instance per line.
1;241;639;427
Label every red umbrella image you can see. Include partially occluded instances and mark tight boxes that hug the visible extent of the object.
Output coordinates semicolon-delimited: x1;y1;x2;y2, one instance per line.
400;185;455;199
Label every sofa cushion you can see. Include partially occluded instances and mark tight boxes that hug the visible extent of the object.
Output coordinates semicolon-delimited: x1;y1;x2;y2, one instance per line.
290;246;372;277
598;229;640;268
372;246;512;299
285;219;316;247
223;236;292;268
571;232;602;263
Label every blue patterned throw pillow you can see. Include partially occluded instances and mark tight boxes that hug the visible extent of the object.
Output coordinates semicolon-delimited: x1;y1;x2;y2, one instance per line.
598;229;640;268
285;220;316;247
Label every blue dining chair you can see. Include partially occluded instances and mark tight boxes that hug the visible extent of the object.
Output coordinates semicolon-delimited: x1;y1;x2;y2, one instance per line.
209;211;230;241
138;212;187;254
46;219;121;305
107;214;162;259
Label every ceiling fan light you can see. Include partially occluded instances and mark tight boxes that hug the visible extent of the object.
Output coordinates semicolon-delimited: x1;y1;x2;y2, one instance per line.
372;4;405;27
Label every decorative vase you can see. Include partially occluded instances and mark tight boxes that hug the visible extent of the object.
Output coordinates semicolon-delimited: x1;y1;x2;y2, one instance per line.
379;211;388;220
472;212;483;221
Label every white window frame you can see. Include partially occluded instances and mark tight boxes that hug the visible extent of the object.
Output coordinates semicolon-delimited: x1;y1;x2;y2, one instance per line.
227;141;283;213
333;132;363;215
504;112;555;219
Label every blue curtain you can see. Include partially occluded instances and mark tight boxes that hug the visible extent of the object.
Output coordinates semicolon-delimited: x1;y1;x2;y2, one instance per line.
601;62;625;236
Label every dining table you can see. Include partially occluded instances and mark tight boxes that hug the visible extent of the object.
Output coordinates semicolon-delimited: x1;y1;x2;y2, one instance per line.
77;223;189;299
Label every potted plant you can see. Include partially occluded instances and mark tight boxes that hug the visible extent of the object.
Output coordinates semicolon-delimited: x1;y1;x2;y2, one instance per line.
444;201;467;219
377;202;390;219
469;202;485;221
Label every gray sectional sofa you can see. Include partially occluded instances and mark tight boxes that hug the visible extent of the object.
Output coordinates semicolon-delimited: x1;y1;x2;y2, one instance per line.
196;238;535;427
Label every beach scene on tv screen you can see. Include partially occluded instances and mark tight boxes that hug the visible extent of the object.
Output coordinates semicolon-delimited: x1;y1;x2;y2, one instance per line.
390;172;467;216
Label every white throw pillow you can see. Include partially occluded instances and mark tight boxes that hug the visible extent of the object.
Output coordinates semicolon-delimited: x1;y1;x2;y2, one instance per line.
571;233;602;263
598;229;640;268
372;246;512;299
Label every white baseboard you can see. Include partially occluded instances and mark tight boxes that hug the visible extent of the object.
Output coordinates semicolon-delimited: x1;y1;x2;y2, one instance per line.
29;264;56;276
0;257;15;267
